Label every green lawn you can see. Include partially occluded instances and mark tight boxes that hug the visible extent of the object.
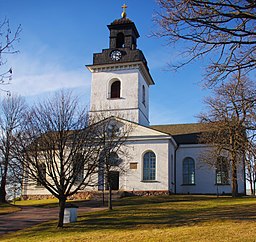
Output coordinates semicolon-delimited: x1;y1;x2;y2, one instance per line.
0;203;21;215
1;195;256;241
12;198;60;207
12;198;89;208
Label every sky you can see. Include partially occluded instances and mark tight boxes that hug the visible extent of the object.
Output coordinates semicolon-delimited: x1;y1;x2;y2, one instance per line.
0;0;211;125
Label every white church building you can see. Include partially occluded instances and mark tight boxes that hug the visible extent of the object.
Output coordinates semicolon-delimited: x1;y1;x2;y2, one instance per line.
23;9;246;198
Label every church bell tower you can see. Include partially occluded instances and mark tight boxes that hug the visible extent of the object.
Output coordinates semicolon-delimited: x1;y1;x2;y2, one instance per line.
87;5;154;126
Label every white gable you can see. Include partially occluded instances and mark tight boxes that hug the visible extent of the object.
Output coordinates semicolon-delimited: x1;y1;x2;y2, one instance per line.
107;117;177;146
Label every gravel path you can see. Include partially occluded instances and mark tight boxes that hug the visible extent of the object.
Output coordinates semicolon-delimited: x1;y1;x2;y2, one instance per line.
0;201;105;235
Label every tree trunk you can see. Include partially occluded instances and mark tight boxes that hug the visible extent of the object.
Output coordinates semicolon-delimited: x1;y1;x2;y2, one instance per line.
248;168;253;195
102;190;105;206
0;175;7;203
254;178;256;196
108;183;112;210
0;157;9;204
231;159;238;198
249;179;253;196
57;197;66;228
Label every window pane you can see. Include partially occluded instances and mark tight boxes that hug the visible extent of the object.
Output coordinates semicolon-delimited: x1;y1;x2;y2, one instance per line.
143;151;156;181
216;156;229;184
142;85;146;105
109;152;119;166
37;163;46;186
73;154;84;183
111;81;121;98
183;158;195;184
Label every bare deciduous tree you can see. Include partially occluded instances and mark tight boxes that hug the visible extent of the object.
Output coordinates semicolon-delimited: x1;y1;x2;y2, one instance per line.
156;0;256;85
0;95;26;203
198;71;256;197
16;92;131;228
246;141;256;195
0;19;21;92
15;91;106;228
96;118;131;210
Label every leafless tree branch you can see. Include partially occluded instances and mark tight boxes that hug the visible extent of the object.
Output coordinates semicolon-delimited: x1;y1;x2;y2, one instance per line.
155;0;256;86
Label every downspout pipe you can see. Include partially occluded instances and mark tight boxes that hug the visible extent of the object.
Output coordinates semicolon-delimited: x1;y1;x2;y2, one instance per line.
174;145;179;194
243;152;246;195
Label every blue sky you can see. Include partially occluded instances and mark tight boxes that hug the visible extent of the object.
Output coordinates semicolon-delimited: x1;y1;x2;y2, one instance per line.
1;0;211;125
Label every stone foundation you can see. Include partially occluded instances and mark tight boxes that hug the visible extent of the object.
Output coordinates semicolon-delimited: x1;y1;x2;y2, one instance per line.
22;191;121;201
22;194;55;200
22;190;170;200
124;190;170;197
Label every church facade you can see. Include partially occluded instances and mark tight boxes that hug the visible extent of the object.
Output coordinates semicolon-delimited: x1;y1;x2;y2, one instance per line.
86;11;245;195
87;11;245;194
22;10;246;198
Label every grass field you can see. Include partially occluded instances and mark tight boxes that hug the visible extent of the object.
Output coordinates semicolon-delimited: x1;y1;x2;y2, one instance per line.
1;195;256;242
0;203;21;215
12;198;60;207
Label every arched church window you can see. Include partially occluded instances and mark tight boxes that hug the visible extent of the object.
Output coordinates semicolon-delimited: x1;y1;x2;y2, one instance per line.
142;85;146;106
72;153;84;184
183;157;195;185
110;80;121;98
116;32;125;48
98;153;105;191
143;151;156;181
109;152;120;166
37;163;46;186
107;123;120;137
216;156;229;185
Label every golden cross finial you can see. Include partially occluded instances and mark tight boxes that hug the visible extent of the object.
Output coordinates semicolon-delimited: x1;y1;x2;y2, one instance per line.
121;4;127;18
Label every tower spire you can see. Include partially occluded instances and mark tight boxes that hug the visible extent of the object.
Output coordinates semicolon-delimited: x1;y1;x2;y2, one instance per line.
121;4;127;18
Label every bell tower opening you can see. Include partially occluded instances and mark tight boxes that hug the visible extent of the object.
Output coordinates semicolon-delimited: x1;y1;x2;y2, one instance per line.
116;33;125;48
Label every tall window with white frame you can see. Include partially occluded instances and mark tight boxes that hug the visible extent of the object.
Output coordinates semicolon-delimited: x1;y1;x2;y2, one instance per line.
143;151;156;181
183;157;195;185
216;156;229;185
73;153;84;184
37;163;46;186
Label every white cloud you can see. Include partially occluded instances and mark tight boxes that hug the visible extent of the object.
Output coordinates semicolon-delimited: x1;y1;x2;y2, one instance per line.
150;102;198;125
6;52;91;97
146;46;184;71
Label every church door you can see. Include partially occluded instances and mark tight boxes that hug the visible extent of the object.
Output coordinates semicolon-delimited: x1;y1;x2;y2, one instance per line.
106;171;119;190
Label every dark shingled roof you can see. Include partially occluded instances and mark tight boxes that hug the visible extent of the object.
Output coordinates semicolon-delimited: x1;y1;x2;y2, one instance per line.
150;123;210;145
111;17;133;25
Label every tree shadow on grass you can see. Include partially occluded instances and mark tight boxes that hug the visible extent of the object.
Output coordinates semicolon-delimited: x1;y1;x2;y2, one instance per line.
2;196;256;240
112;195;221;207
71;201;256;231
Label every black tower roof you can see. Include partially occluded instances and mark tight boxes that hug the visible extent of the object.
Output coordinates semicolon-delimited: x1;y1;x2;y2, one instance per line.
87;5;154;85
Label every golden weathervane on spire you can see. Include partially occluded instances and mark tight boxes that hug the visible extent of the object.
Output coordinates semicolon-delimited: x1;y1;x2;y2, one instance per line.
121;4;127;18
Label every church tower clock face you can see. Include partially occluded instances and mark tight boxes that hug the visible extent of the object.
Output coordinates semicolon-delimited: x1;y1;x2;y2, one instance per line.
110;50;122;61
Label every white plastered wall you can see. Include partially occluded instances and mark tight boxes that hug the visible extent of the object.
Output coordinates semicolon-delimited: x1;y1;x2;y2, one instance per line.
90;67;150;126
175;144;245;194
119;138;173;192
